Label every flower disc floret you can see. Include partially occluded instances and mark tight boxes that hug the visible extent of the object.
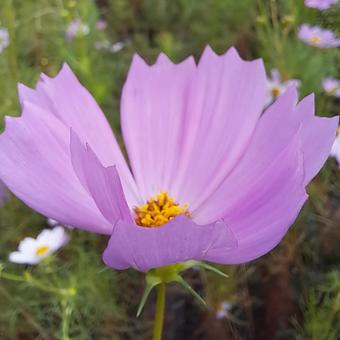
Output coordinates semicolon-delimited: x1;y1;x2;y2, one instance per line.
134;192;190;227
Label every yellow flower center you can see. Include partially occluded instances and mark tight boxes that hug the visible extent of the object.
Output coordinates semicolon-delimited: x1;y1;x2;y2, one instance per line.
134;192;190;227
271;86;281;97
311;36;321;45
35;245;49;256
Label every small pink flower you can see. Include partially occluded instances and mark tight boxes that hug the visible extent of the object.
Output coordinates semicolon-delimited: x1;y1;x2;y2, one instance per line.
265;69;300;106
305;0;338;9
216;301;232;319
322;78;340;98
298;24;340;48
65;19;89;41
96;19;107;31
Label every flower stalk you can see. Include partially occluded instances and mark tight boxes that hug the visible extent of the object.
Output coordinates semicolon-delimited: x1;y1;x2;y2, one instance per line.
153;282;166;340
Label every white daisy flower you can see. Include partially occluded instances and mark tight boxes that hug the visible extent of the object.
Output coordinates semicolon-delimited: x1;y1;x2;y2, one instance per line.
265;69;301;107
9;226;69;265
94;40;126;53
110;41;125;53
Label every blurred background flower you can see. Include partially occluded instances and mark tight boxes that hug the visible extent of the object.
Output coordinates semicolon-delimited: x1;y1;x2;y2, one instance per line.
96;19;107;31
215;301;233;319
265;68;300;106
305;0;339;9
298;24;340;47
0;27;9;53
9;226;69;265
331;128;340;167
323;77;340;97
65;19;90;41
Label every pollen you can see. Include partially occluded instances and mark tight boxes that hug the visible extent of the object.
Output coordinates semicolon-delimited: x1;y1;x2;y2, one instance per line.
271;86;281;97
311;36;321;45
134;192;190;227
35;245;49;256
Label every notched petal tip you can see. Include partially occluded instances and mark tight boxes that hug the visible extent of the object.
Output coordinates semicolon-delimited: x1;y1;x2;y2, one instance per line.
58;62;79;83
199;44;219;62
282;85;299;104
17;83;34;104
39;72;51;83
131;53;149;67
155;52;197;71
155;52;172;65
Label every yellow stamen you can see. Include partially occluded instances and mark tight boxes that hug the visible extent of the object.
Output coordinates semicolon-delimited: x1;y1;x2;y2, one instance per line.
271;86;281;97
134;192;190;227
311;36;321;45
35;245;49;256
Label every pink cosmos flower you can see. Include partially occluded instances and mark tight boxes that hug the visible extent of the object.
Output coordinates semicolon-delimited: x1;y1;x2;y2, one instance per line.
322;78;340;98
0;47;338;272
305;0;338;9
298;24;340;48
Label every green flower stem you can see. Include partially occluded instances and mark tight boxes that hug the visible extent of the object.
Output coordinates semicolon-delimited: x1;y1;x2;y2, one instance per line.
152;282;166;340
139;262;228;338
0;270;75;297
61;299;72;340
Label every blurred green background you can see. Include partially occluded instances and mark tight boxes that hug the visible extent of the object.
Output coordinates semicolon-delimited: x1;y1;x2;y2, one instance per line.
0;0;339;339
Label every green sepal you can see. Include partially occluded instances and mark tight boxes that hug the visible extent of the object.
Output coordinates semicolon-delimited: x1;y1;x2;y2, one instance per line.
175;276;206;306
137;261;228;316
192;261;229;278
136;276;160;317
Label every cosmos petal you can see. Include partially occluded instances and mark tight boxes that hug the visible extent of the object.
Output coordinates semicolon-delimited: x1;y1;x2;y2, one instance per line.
70;130;133;224
295;94;339;184
17;64;140;207
121;53;196;201
121;47;266;208
195;87;337;222
0;102;112;234
202;132;307;264
102;215;238;272
172;46;267;209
